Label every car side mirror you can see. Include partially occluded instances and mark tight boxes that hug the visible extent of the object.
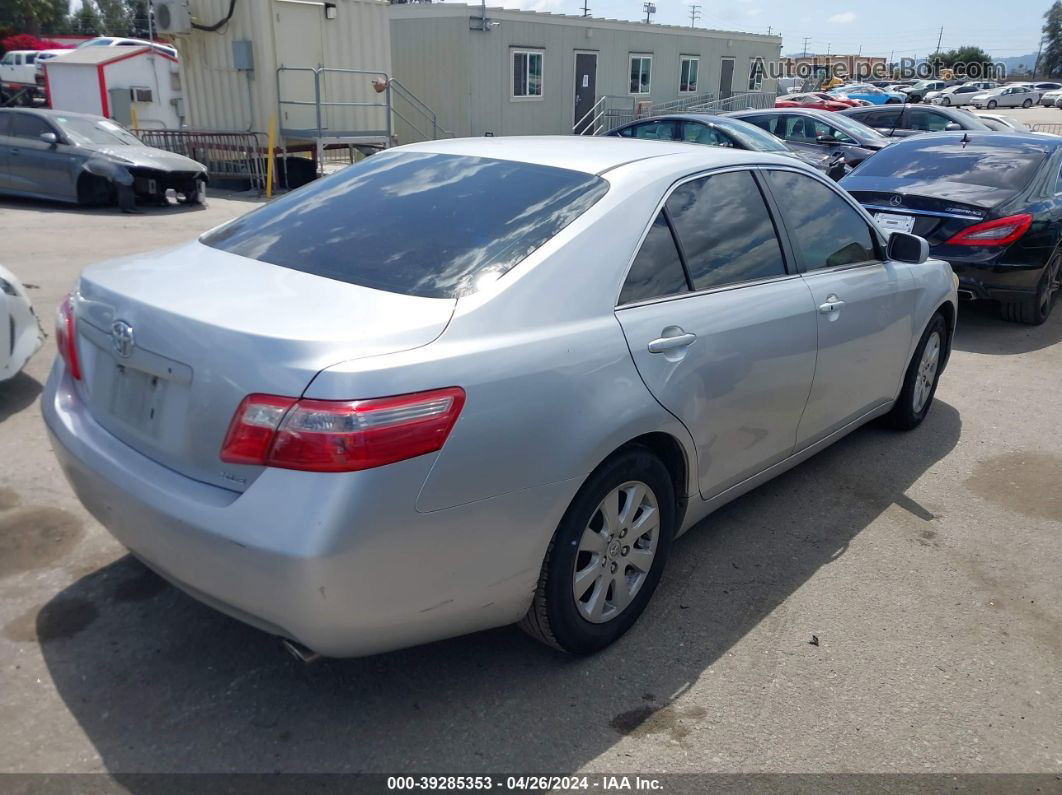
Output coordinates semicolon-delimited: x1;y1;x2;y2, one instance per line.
39;132;58;146
886;231;929;264
944;122;962;131
815;134;839;144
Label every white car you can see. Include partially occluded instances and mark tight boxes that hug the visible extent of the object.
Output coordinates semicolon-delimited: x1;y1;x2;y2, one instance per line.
1040;89;1062;107
0;265;43;383
971;85;1039;109
75;36;178;60
926;84;991;107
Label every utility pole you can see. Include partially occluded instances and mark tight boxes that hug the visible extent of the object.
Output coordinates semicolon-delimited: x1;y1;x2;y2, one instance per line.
1034;34;1045;77
802;36;810;59
935;26;943;54
581;0;590;17
643;1;655;23
766;25;771;35
688;3;701;28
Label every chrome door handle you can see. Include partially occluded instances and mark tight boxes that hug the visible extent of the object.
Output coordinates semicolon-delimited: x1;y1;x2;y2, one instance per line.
818;296;846;314
648;332;697;353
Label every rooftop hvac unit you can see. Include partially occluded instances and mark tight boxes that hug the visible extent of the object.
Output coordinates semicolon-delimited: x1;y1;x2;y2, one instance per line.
155;0;192;34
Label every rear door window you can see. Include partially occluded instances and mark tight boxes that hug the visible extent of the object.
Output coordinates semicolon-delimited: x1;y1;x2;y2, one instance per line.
202;152;609;299
621;120;681;141
908;108;951;131
764;170;877;271
665;170;787;290
681;122;733;147
618;211;690;305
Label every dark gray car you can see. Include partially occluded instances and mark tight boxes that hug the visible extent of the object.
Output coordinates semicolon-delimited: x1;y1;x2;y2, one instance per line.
727;107;892;168
0;108;207;211
838;104;994;138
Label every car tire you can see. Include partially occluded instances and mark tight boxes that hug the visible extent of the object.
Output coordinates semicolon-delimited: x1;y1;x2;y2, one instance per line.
76;173;112;206
884;312;948;431
1022;98;1033;108
519;447;676;654
179;177;207;206
886;98;900;104
1000;253;1061;326
987;100;997;109
942;97;951;105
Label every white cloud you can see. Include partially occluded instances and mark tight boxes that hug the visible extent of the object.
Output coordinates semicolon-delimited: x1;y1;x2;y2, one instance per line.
746;8;763;16
827;11;857;23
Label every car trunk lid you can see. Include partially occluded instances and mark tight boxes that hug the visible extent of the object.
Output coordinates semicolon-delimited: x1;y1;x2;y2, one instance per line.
72;240;455;492
844;177;1018;245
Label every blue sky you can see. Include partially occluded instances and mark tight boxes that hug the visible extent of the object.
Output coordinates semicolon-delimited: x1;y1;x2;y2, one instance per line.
502;0;1044;61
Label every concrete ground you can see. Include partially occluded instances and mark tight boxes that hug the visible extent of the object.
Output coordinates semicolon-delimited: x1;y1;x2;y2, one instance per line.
0;190;1059;779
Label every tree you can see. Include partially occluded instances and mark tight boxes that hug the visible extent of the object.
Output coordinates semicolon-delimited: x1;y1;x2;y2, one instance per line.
70;0;103;35
1041;1;1062;76
0;0;70;34
125;0;153;38
94;0;129;34
925;45;995;78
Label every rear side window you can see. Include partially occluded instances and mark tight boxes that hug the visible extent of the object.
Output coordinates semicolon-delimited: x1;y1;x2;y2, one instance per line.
665;170;787;290
765;170;877;270
907;108;951;132
618;212;689;305
863;108;901;127
202;152;608;299
620;120;680;141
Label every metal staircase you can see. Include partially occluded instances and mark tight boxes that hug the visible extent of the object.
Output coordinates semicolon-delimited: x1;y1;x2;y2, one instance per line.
573;91;777;135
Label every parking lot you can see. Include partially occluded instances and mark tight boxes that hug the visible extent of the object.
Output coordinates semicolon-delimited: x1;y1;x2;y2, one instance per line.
0;189;1060;778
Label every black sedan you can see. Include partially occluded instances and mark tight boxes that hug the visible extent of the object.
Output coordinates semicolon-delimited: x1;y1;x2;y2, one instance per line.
607;114;847;179
838;104;993;137
726;107;891;168
842;133;1062;324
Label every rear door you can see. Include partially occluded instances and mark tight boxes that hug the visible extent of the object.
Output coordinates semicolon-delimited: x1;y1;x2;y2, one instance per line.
0;113;12;191
762;168;917;447
615;168;818;499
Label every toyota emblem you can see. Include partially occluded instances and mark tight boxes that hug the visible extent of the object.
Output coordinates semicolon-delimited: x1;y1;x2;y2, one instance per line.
111;320;135;358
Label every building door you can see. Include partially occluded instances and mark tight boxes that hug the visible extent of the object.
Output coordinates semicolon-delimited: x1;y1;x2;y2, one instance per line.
274;0;325;133
573;52;598;134
719;57;735;99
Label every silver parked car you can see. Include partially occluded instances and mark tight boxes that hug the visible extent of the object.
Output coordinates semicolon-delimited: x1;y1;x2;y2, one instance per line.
0;108;206;211
971;85;1039;109
42;138;958;658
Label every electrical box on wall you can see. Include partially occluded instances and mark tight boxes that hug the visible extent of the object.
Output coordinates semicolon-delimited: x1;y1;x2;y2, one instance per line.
233;40;255;72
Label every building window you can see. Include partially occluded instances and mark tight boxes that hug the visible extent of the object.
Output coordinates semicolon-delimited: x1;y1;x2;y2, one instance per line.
512;50;544;99
748;58;765;90
630;54;652;94
679;57;699;93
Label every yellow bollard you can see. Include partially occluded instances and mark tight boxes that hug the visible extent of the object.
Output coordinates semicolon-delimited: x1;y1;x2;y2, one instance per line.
265;112;276;199
130;104;138;131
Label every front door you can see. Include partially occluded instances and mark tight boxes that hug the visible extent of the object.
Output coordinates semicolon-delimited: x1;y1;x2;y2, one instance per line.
718;57;735;99
274;0;325;133
615;168;818;499
761;168;918;447
7;112;73;199
573;52;597;134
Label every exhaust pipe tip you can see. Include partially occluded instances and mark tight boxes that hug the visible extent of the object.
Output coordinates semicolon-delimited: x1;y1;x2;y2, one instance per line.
282;638;322;664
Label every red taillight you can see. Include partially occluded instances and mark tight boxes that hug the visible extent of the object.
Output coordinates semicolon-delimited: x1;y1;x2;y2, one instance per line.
946;213;1032;246
55;295;82;380
220;387;465;472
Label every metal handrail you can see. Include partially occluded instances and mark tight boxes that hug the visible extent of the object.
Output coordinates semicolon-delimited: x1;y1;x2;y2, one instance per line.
389;77;454;139
573;95;636;135
276;66;392;142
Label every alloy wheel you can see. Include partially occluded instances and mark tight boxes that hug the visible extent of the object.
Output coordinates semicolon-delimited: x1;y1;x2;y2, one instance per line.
573;480;659;624
912;332;941;414
1039;256;1062;319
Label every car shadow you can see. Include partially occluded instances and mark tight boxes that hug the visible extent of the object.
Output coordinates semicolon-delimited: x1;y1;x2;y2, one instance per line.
952;298;1062;354
0;192;255;216
34;402;961;777
0;371;42;424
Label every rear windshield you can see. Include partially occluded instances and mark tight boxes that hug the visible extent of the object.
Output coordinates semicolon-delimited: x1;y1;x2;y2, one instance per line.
202;151;609;299
851;138;1047;190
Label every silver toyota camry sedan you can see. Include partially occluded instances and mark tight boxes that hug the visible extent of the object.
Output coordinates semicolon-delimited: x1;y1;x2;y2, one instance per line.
42;137;957;658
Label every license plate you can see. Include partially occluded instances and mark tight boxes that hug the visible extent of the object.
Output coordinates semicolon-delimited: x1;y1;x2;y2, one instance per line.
109;363;167;437
873;212;915;235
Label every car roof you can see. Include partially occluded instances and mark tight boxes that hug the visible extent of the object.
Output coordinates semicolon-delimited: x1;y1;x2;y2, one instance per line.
396;135;797;176
0;107;103;121
730;107;835;119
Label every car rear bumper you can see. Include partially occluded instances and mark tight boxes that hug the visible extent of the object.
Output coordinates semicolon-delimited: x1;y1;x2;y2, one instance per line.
42;361;575;657
943;260;1045;300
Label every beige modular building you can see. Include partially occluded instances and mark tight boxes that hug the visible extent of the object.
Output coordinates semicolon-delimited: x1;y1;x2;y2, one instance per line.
389;4;782;139
163;0;393;144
